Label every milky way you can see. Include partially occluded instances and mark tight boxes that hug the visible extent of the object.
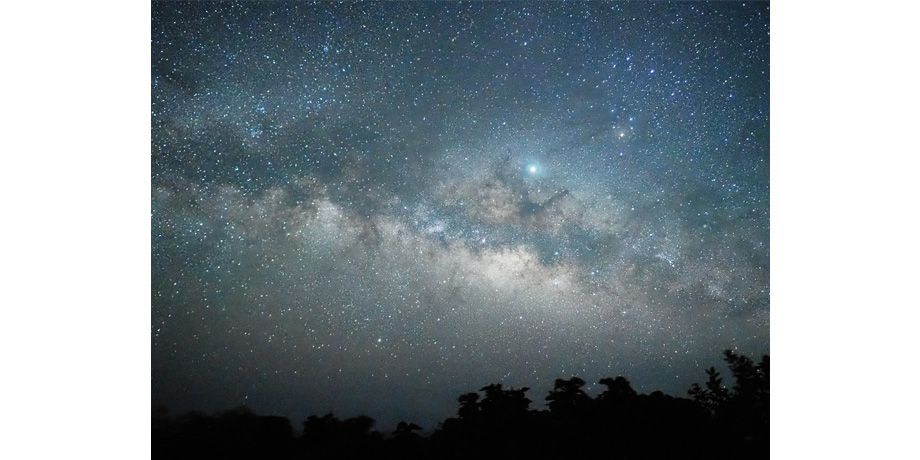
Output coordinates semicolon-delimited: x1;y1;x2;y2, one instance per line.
152;1;769;431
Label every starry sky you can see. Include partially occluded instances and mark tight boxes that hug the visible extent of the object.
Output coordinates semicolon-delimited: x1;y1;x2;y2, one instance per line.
152;1;769;432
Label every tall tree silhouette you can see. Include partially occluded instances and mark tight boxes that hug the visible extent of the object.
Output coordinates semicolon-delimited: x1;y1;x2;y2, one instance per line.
722;350;769;455
688;366;730;413
598;376;638;401
545;377;591;417
457;392;480;420
687;349;770;460
478;383;532;419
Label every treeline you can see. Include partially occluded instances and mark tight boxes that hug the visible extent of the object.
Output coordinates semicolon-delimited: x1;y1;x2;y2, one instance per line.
152;350;768;459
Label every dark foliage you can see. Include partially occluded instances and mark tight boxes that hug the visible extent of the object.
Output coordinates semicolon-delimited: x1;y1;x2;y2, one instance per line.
152;350;768;459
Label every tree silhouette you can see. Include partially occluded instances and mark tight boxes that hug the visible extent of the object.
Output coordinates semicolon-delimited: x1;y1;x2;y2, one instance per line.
724;350;769;404
545;377;591;417
599;376;638;401
152;350;769;460
722;350;770;455
594;375;640;449
457;391;480;420
688;366;730;413
478;383;532;418
686;349;770;459
393;421;422;437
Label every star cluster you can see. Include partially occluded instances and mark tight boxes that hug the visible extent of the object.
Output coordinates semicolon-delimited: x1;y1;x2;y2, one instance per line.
152;1;769;431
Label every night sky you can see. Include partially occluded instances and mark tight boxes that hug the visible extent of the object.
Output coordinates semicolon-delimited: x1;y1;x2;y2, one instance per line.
152;1;769;431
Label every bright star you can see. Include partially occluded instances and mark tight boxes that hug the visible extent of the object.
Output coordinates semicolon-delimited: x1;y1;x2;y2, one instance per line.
529;166;537;173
